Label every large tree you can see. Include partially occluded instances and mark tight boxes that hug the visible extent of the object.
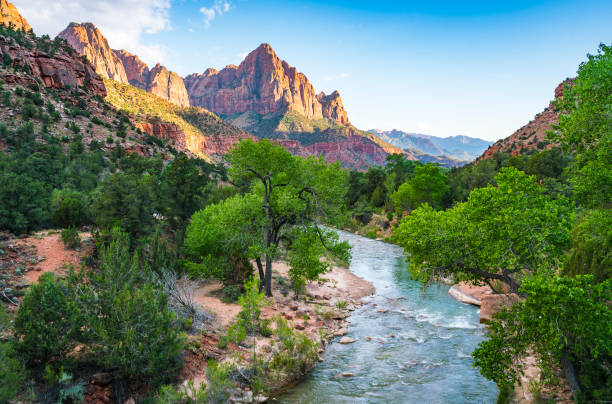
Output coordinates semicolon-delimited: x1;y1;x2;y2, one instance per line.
186;139;350;296
394;167;573;293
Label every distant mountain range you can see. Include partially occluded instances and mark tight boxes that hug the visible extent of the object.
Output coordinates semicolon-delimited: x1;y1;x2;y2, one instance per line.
369;129;492;162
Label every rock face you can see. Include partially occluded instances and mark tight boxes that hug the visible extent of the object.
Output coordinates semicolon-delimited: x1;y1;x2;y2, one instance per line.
58;22;128;83
147;64;190;108
317;91;349;125
58;23;189;107
479;293;520;323
0;34;105;96
183;43;350;125
113;49;149;89
0;0;31;32
479;80;571;160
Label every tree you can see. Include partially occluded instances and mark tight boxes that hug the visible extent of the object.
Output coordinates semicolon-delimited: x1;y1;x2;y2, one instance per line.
14;273;78;366
0;170;49;234
159;154;209;234
472;274;612;401
93;172;157;242
186;139;350;296
395;167;573;293
552;43;612;209
391;163;449;216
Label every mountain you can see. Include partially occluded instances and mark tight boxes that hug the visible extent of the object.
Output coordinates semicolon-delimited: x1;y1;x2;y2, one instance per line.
184;43;402;169
370;129;492;162
58;23;189;107
58;22;128;83
479;80;571;160
183;43;348;125
0;0;31;32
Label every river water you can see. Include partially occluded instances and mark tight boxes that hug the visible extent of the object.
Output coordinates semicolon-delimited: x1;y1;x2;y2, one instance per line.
278;230;498;403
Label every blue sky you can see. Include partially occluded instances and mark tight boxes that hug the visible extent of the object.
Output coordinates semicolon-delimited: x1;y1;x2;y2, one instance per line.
14;0;612;141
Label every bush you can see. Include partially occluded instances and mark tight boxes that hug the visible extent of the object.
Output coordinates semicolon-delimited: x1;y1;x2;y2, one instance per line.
61;227;80;249
51;189;90;228
221;285;242;303
0;307;27;402
14;273;78;366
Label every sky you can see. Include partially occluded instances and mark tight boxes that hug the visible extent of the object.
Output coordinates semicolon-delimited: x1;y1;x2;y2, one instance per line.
12;0;612;141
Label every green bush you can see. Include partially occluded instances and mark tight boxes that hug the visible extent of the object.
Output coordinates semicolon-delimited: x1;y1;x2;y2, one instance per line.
51;189;90;228
0;307;27;402
14;273;78;366
61;227;80;249
221;285;242;303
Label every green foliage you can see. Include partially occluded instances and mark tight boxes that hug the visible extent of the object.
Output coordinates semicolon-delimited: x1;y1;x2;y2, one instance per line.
60;227;80;249
0;169;49;234
0;307;27;402
228;277;269;343
395;167;574;291
391;163;449;215
70;227;185;385
51;189;90;228
473;275;612;401
15;273;78;366
93;172;157;242
552;43;612;209
564;209;612;282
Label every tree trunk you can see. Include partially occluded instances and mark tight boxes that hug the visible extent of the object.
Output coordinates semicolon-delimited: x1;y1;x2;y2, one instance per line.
561;351;581;401
255;258;265;292
264;253;273;297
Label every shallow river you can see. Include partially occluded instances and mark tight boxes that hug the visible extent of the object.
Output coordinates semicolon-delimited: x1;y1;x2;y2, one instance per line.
278;230;498;403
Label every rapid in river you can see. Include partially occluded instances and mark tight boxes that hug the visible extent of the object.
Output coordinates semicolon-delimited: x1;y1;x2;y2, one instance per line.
278;230;498;403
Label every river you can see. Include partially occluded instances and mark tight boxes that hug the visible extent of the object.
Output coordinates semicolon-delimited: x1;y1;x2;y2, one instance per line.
278;230;498;403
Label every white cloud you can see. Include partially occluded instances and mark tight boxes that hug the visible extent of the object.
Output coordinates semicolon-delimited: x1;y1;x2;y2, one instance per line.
12;0;171;65
323;72;351;81
200;0;231;29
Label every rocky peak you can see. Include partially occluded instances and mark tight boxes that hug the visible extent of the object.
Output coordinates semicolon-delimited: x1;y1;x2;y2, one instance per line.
113;49;149;89
0;0;31;32
58;22;128;83
184;43;351;125
147;63;190;108
317;90;349;126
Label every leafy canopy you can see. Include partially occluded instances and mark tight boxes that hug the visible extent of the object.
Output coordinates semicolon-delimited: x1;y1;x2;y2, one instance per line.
395;167;574;292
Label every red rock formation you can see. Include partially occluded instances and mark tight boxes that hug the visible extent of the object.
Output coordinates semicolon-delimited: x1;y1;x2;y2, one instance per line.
317;91;349;125
113;49;149;89
0;0;31;32
184;43;350;125
134;121;186;150
479;80;572;160
147;64;190;108
0;34;105;96
58;23;189;107
58;22;128;83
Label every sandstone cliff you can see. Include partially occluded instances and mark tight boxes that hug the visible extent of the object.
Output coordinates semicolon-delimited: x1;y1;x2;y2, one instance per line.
0;33;105;96
479;80;571;160
114;49;149;89
0;0;30;32
184;43;350;126
147;64;190;108
58;22;128;83
58;23;189;107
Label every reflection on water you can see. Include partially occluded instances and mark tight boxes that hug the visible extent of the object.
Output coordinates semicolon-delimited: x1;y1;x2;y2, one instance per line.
278;230;498;404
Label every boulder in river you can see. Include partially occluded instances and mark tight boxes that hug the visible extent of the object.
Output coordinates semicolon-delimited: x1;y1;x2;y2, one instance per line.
480;293;520;323
339;337;356;344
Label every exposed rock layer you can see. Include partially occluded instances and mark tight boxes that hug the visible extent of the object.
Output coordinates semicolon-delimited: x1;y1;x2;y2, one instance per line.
58;23;189;106
183;43;350;126
0;34;105;96
58;22;128;83
0;0;31;32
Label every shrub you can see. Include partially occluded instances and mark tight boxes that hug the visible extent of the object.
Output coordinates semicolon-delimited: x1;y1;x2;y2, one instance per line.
14;273;78;366
221;285;242;303
51;189;90;228
0;307;27;402
61;227;80;249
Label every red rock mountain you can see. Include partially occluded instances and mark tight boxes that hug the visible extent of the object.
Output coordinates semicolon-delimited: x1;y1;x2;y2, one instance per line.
479;80;571;160
0;0;31;32
58;22;128;83
58;23;189;107
183;43;350;125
